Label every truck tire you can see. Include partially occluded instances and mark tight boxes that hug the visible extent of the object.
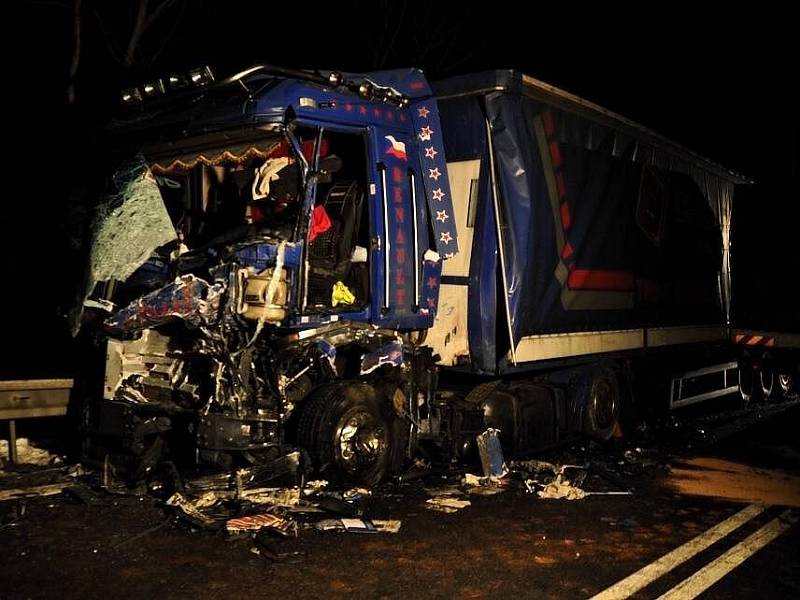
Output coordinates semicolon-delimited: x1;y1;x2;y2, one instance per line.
580;367;621;442
759;370;775;400
297;382;392;485
738;367;760;406
778;373;795;397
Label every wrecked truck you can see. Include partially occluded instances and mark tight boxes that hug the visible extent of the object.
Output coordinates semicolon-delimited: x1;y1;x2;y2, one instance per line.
77;65;749;485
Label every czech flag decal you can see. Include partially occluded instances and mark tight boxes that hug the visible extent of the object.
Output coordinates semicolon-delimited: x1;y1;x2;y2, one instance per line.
384;135;408;161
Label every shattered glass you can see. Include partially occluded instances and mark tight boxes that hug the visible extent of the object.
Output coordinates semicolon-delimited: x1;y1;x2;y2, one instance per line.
72;157;177;333
90;157;176;284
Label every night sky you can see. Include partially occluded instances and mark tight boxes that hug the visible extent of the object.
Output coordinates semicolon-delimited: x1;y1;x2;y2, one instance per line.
6;2;798;376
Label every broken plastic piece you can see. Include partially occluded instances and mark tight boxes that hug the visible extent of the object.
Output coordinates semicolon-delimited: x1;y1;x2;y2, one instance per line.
360;340;404;375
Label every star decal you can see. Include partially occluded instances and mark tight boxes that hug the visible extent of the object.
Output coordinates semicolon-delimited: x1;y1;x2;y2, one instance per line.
436;210;449;223
424;146;438;159
418;126;434;141
432;188;446;201
428;167;441;181
427;276;438;289
440;231;452;244
417;106;430;119
427;297;436;309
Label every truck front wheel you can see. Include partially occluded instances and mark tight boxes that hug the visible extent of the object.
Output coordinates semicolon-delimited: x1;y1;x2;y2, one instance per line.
297;382;392;486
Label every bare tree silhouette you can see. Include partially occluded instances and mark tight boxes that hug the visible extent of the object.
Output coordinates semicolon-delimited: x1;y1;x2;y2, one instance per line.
59;0;184;104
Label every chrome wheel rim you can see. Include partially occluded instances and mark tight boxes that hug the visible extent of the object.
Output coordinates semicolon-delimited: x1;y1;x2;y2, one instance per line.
336;410;386;472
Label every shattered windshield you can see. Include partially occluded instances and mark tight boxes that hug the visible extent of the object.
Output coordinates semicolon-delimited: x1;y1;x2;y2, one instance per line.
70;133;306;333
150;135;305;247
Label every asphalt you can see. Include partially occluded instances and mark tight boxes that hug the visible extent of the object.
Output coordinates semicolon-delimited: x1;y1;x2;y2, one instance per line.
1;397;798;600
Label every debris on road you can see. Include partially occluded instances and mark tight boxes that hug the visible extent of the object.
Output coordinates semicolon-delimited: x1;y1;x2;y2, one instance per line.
239;487;302;507
0;464;85;501
165;492;219;528
461;472;507;495
508;461;590;500
340;518;377;533
314;518;400;533
0;438;62;467
425;485;464;498
467;484;506;496
315;519;346;531
0;482;71;502
425;497;471;513
476;428;509;480
537;472;586;500
372;519;402;533
226;513;297;536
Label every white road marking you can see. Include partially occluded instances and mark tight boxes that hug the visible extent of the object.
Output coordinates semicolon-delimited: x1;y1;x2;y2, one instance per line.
590;504;765;600
657;509;797;599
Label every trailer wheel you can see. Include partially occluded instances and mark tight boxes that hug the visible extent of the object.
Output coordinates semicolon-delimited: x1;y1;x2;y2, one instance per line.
297;382;392;485
759;371;775;400
738;367;759;406
778;373;795;397
581;367;621;441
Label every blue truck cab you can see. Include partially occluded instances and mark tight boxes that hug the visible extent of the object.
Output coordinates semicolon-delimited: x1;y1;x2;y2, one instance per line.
82;66;469;482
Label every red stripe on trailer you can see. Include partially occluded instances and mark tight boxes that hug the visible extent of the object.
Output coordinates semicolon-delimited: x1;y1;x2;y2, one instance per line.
560;202;572;230
549;141;562;168
567;269;634;291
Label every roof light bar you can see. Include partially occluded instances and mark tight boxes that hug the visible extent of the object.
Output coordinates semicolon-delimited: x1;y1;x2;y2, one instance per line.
119;65;215;105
